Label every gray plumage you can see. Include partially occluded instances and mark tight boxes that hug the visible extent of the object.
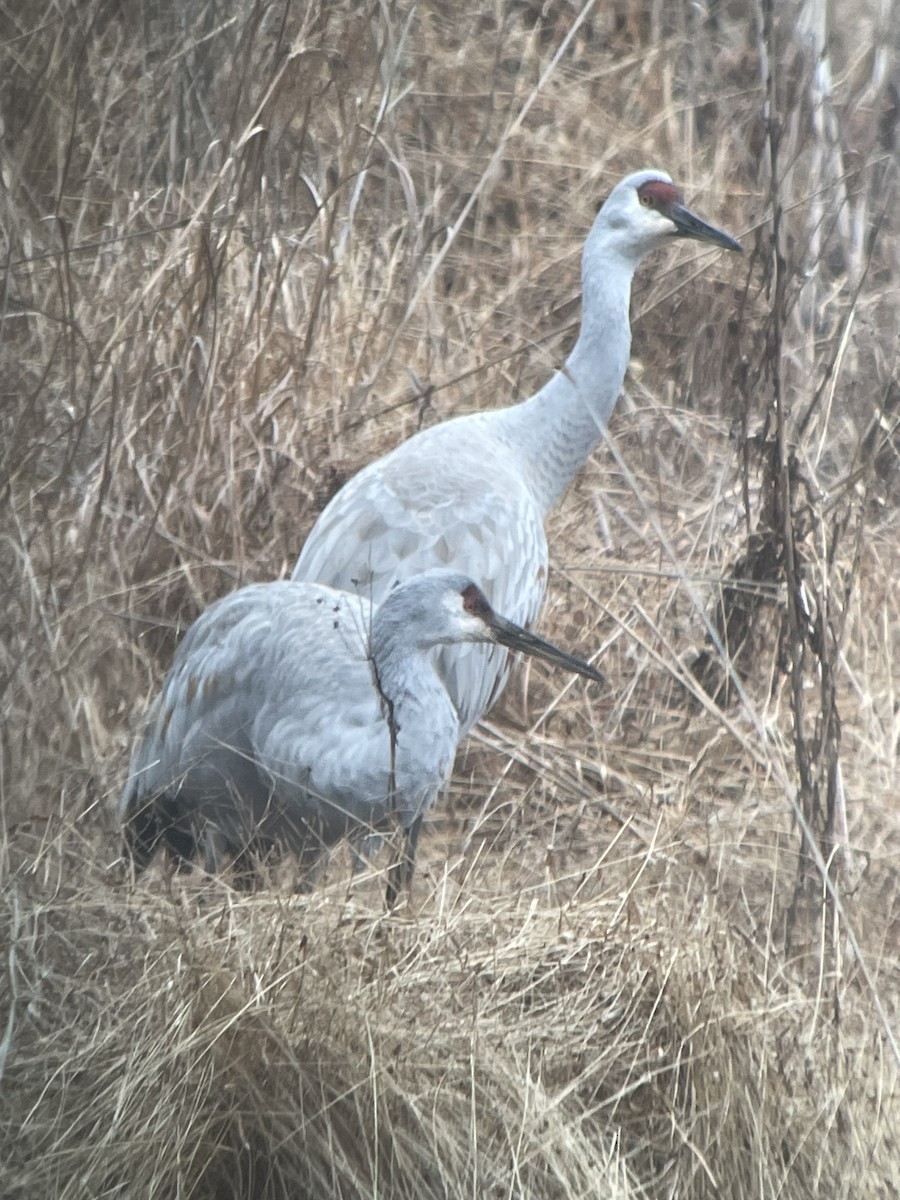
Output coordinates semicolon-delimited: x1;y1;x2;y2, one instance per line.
120;568;602;899
293;169;741;735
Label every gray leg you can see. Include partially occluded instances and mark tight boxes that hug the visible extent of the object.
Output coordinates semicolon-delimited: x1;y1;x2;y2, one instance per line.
385;814;423;908
201;825;228;875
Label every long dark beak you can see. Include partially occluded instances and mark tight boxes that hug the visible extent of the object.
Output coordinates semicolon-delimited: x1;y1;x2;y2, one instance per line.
668;203;742;252
487;613;605;685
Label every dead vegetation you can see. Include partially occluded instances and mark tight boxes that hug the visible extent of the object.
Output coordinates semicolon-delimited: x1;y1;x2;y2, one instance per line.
1;1;898;1197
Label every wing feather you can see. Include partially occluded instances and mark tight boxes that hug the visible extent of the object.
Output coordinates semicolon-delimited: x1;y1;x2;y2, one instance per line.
121;583;398;860
294;418;548;732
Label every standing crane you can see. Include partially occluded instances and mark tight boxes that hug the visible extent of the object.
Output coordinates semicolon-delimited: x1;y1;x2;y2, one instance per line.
120;569;602;900
293;169;741;733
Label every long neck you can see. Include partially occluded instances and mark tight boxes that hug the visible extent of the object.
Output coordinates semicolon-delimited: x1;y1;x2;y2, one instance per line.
490;235;636;514
370;640;434;726
369;624;457;797
369;616;454;746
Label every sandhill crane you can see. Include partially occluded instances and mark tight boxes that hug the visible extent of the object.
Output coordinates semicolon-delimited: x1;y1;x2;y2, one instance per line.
120;569;602;900
293;169;741;734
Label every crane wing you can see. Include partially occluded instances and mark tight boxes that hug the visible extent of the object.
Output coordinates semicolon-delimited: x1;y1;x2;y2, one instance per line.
294;417;548;732
121;583;391;852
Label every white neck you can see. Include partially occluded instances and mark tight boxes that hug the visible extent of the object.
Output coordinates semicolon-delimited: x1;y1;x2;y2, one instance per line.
369;619;458;801
489;231;638;514
369;613;455;743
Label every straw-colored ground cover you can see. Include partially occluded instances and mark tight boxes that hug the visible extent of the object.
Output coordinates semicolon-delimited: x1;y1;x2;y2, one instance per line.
2;1;897;1196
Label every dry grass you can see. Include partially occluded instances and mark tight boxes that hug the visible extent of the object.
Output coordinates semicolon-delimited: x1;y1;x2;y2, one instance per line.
1;0;898;1196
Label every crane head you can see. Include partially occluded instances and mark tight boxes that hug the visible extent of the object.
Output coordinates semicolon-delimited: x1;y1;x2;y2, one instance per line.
457;581;604;684
380;570;604;683
594;168;742;261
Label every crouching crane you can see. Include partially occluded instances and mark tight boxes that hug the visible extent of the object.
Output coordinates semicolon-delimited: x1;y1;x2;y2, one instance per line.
293;169;742;734
120;569;603;901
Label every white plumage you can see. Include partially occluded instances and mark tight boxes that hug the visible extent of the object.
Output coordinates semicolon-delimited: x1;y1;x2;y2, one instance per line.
120;568;602;898
293;169;741;733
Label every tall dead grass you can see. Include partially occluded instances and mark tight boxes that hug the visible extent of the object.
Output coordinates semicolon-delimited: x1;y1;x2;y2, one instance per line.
1;1;897;1196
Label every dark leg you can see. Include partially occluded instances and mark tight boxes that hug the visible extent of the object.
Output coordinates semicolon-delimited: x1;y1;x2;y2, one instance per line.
231;848;264;891
122;792;197;874
158;795;198;868
121;794;161;871
385;814;423;908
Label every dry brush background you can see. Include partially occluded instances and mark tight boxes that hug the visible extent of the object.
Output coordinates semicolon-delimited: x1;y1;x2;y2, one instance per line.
1;0;898;1196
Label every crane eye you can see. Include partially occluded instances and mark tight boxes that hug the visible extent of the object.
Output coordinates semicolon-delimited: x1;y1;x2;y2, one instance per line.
639;193;653;207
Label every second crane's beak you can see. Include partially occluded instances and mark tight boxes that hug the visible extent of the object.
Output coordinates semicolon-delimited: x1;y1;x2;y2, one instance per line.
487;613;605;685
668;202;743;253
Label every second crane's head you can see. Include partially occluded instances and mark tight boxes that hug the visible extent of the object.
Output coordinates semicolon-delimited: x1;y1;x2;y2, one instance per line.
381;569;604;683
589;168;742;268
